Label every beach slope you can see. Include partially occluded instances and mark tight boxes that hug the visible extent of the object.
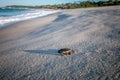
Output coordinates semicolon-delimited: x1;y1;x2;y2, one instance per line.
0;6;120;80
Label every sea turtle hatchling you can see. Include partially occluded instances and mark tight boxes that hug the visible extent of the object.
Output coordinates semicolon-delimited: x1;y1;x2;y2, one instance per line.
58;48;75;56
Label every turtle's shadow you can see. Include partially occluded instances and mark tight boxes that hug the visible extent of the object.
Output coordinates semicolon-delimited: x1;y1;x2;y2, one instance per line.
24;49;59;55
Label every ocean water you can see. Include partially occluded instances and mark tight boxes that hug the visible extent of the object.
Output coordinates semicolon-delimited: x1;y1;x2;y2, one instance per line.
0;8;58;28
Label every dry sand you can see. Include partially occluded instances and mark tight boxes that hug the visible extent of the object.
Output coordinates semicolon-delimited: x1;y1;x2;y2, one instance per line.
0;6;120;80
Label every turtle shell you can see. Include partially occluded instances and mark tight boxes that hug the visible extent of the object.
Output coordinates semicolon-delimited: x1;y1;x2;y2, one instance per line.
58;48;75;56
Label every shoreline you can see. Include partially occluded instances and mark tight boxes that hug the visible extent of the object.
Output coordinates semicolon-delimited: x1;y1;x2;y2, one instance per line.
0;12;59;42
0;5;120;30
0;12;59;29
0;8;59;29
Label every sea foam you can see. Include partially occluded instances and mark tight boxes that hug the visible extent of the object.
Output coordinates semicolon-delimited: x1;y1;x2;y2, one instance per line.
0;9;59;28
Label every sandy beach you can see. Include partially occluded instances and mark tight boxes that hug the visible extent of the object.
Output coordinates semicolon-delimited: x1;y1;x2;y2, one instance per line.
0;6;120;80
